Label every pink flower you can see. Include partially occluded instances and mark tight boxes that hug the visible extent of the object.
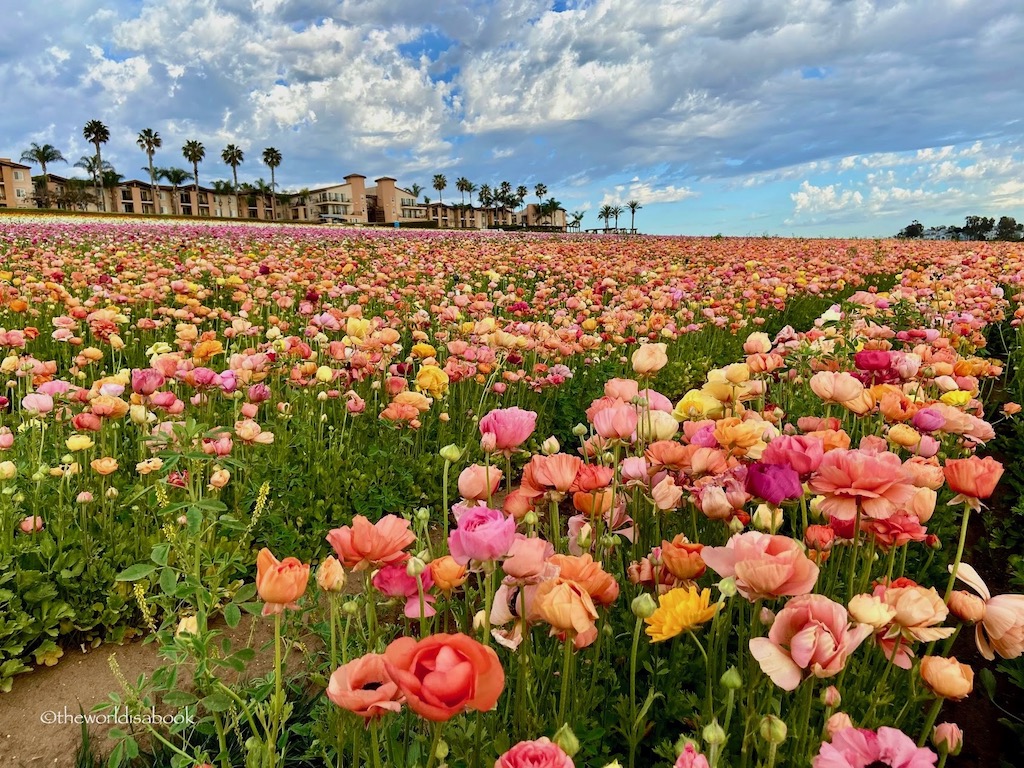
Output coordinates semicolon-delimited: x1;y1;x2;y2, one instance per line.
651;476;684;510
762;434;824;476
494;737;574;768
131;368;166;396
448;505;516;565
809;449;915;521
19;516;44;534
372;563;436;618
813;726;937;768
502;535;555;582
458;464;503;501
749;594;872;690
21;393;54;415
479;407;537;454
701;531;819;601
951;561;1024;660
674;744;711;768
592;399;639;441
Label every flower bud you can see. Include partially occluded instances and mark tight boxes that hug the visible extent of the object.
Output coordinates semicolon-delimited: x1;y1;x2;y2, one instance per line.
759;715;787;745
434;739;449;761
524;510;539;527
106;487;119;499
0;461;16;480
176;615;199;637
572;423;588;437
439;444;463;463
932;723;963;756
718;577;737;598
541;436;560;455
342;600;359;615
752;503;783;533
821;685;841;708
825;713;853;738
759;607;776;627
316;556;347;593
406;557;426;578
480;432;497;453
721;666;742;690
552;724;580;757
727;516;745;534
415;507;431;523
702;720;725;747
947;591;986;623
631;593;657;619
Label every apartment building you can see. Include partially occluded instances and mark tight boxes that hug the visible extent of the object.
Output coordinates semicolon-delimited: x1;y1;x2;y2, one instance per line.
0;158;35;208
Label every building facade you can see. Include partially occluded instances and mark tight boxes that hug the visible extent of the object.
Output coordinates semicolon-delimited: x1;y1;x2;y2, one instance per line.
0;158;35;208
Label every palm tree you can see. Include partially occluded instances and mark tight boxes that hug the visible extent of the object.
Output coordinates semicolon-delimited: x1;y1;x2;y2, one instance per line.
569;211;585;231
136;129;162;205
539;197;562;226
82;120;110;209
253;178;273;219
221;144;244;189
598;204;614;231
456;176;471;206
626;199;642;233
182;140;205;213
534;183;547;212
432;174;447;208
262;147;283;220
409;183;423;202
516;185;528;222
157;167;192;216
478;184;492;226
20;143;66;207
61;178;95;211
74;155;112;211
101;169;125;213
611;205;623;230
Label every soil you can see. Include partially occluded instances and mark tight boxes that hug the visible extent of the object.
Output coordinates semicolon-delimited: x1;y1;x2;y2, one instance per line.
0;616;276;768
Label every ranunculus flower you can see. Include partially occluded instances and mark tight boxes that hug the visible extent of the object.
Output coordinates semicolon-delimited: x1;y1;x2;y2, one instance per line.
950;561;1024;660
920;656;974;700
479;407;538;454
762;434;824;476
316;556;347;593
326;514;415;571
943;456;1003;504
592;399;639;441
503;536;555;582
21;392;54;415
131;368;166;395
533;577;599;647
383;633;504;721
701;531;819;601
449;505;516;565
746;462;803;505
651;476;684;510
521;453;583;499
809;448;915;521
548;553;619;606
749;594;872;690
631;342;668;375
674;743;711;768
661;534;706;581
813;726;937;768
90;457;118;475
373;562;436;618
809;371;864;404
495;738;575;768
880;583;955;643
430;555;468;594
458;464;503;501
327;653;404;719
256;547;310;616
19;515;44;534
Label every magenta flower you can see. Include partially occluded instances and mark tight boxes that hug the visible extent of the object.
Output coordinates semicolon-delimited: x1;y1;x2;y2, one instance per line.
479;407;538;454
371;563;436;618
746;462;804;505
448;505;516;565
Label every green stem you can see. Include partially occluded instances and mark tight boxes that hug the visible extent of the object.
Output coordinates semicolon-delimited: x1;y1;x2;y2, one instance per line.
549;498;561;553
629;616;643;768
944;504;972;602
369;719;383;768
917;698;944;747
481;565;495;647
424;721;446;768
558;633;575;727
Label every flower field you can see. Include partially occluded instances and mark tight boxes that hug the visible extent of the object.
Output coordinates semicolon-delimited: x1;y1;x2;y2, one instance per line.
2;214;1024;767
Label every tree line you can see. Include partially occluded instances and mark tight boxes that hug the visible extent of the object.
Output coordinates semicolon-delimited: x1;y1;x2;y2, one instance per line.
896;215;1023;241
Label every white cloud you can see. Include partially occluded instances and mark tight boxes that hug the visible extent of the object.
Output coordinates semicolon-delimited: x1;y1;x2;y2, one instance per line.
790;181;863;215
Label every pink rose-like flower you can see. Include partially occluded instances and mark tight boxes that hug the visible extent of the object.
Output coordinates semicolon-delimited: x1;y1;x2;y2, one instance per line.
458;464;503;501
131;368;166;396
592;399;639;441
21;393;54;415
701;531;819;601
20;515;44;534
372;562;436;618
503;535;555;582
749;594;872;690
762;434;824;476
813;726;937;768
494;737;574;768
809;449;915;521
674;743;711;768
449;505;516;565
479;407;538;454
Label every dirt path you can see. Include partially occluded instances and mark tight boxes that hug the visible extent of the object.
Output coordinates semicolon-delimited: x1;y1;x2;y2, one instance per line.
0;617;276;767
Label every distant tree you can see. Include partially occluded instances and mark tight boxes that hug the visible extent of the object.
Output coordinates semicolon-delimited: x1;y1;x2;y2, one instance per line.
456;176;471;206
516;185;528;216
101;169;125;214
158;167;193;215
995;216;1023;241
262;147;282;220
182;140;206;210
74;155;112;210
221;144;244;190
626;199;642;232
534;183;547;209
611;205;623;229
598;204;614;230
82;119;110;209
897;220;925;239
963;215;995;241
136;129;162;202
432;174;447;207
568;211;585;231
409;183;423;202
60;178;96;211
20;143;66;207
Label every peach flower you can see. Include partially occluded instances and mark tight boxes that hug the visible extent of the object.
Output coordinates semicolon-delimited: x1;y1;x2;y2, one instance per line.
701;531;819;601
809;449;915;521
326;514;415;571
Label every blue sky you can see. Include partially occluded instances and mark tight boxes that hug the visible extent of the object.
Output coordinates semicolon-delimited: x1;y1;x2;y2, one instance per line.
2;0;1023;236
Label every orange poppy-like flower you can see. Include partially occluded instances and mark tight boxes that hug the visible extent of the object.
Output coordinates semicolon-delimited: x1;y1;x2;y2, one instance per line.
943;456;1003;505
533;577;600;647
548;554;619;606
91;395;130;419
808;448;915;521
660;534;706;581
520;453;583;499
90;457;118;476
256;547;310;615
920;656;974;700
326;514;415;571
327;653;403;719
192;339;224;363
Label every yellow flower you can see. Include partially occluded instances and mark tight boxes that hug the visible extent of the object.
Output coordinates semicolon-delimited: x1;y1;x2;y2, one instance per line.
644;586;720;642
415;365;449;398
66;434;95;452
672;389;723;421
940;390;971;408
411;343;437;359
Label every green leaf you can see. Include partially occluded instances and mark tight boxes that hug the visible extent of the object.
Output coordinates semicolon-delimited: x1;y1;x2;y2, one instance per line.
151;543;171;566
162;691;198;708
185;506;203;534
115;564;156;582
224;603;241;628
980;667;997;701
124;736;139;759
233;583;257;603
201;692;234;712
159;567;177;595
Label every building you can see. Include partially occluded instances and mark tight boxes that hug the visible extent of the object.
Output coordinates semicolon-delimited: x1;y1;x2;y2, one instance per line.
0;158;35;208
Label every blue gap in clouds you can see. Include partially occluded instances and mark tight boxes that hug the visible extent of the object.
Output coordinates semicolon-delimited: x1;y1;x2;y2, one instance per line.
397;29;455;62
800;66;834;80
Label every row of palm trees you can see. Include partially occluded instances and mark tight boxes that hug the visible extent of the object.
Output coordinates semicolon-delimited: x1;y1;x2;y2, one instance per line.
597;201;642;232
20;121;283;215
417;175;584;228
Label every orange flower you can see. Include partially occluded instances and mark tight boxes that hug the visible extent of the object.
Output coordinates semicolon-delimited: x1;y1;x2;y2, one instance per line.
193;339;224;363
534;577;599;647
90;457;118;476
548;554;619;606
572;487;616;516
327;653;403;719
660;534;706;580
943;456;1003;503
631;342;668;375
256;547;310;615
91;395;130;419
430;555;468;594
326;514;415;571
316;556;347;593
520;453;583;499
920;656;974;700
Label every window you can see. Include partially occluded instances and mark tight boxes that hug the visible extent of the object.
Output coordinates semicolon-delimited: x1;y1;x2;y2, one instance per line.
15;188;26;198
13;171;23;181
